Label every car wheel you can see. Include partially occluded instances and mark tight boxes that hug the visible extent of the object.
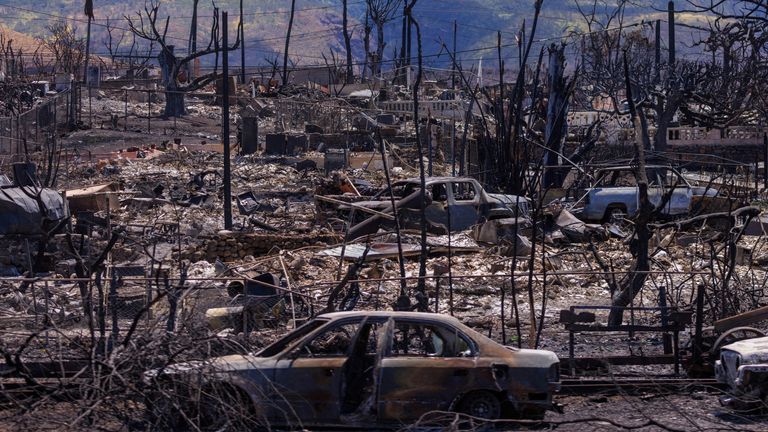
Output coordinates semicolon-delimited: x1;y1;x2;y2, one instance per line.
603;206;626;223
198;385;254;431
457;390;502;420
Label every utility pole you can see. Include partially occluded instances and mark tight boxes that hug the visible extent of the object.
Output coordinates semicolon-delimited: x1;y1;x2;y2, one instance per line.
452;20;457;90
84;0;94;128
668;1;676;67
655;19;661;83
189;0;199;80
83;0;93;84
451;20;457;176
400;4;407;83
222;11;232;230
406;15;412;66
240;0;246;84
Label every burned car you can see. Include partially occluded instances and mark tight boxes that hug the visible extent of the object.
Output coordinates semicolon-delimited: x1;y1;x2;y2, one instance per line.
321;177;530;240
145;311;560;429
715;335;768;411
579;165;718;222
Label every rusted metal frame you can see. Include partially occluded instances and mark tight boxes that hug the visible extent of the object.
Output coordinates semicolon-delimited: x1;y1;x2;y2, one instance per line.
713;304;768;333
278;253;298;328
336;207;356;280
566;304;687;376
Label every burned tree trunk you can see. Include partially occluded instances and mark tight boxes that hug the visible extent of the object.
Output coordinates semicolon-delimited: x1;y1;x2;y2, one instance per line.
282;0;297;88
374;22;385;77
188;0;199;80
159;46;185;117
608;52;653;326
543;43;569;189
343;0;354;83
362;14;371;82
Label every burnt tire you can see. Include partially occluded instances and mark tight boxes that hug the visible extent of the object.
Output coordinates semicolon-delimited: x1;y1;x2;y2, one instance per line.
457;391;502;420
602;205;626;223
198;385;255;431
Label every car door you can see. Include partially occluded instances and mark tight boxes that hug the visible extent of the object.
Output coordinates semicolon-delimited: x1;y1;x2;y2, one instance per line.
646;169;666;212
423;182;450;230
666;170;693;215
448;181;481;230
376;319;477;423
271;319;361;424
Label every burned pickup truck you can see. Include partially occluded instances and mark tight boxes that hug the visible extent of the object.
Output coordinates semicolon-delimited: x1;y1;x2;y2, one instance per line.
577;165;719;222
145;311;560;430
318;177;530;240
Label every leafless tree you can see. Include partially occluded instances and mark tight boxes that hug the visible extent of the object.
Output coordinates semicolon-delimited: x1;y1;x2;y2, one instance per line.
366;0;402;78
42;22;86;77
578;0;768;153
32;43;52;76
102;17;126;70
126;1;241;117
0;33;25;78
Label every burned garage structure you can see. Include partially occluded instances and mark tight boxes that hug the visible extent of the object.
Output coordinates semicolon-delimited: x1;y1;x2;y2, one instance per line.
2;0;768;431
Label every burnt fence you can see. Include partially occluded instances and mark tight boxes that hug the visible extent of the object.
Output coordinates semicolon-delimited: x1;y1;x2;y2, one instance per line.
0;87;75;158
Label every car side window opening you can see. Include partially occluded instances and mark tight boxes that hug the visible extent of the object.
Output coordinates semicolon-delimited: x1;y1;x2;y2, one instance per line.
300;322;360;358
257;319;327;357
612;171;637;187
432;184;448;202
648;170;663;187
389;321;475;357
452;182;477;201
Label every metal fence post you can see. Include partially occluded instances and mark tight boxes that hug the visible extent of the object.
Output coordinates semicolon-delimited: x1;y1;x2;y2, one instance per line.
124;89;128;132
147;90;151;133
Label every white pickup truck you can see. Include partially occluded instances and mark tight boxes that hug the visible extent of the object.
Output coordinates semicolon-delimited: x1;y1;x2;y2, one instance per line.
580;165;719;222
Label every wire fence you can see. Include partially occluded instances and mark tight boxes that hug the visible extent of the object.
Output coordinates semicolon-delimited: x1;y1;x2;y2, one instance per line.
0;87;74;158
0;267;715;353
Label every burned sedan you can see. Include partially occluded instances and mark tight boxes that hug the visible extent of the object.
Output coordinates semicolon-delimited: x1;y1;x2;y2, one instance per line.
715;335;768;411
145;311;560;430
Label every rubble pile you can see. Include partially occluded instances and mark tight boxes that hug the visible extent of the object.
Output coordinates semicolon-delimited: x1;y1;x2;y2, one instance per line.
182;232;341;262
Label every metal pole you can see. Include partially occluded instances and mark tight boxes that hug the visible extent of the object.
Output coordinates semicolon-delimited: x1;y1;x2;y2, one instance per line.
693;284;704;366
452;20;457;89
668;1;676;67
655;19;661;83
222;11;233;230
240;0;246;84
124;90;128;132
763;133;767;191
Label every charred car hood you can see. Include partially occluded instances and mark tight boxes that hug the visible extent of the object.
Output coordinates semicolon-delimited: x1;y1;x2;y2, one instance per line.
720;336;768;364
487;193;530;206
503;346;559;367
144;354;273;379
